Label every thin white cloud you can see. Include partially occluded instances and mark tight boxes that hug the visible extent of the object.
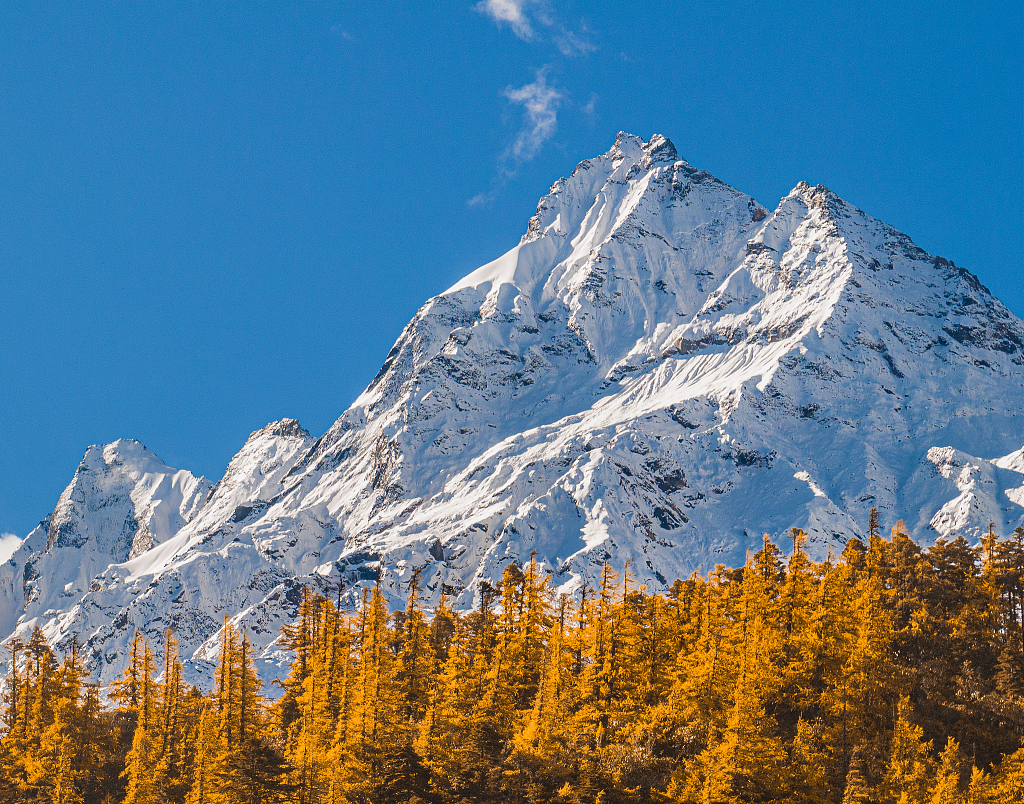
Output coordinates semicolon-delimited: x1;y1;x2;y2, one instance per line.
467;191;495;208
503;68;563;166
467;68;565;207
555;27;597;56
477;0;596;56
0;533;21;564
476;0;537;41
581;92;598;117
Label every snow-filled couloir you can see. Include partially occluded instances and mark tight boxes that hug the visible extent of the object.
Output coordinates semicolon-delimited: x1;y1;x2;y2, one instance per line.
3;132;1023;686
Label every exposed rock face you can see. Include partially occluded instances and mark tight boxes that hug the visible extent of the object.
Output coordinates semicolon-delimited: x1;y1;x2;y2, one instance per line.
2;134;1022;687
0;440;211;638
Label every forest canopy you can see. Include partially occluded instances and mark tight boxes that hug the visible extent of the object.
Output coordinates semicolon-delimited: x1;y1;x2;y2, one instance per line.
1;514;1024;803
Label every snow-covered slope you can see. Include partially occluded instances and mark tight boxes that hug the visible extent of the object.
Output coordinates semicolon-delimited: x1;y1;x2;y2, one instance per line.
0;440;211;640
3;133;1023;686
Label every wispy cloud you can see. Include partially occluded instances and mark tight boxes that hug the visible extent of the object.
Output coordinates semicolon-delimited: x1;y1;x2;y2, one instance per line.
503;68;563;165
555;27;597;56
0;533;21;564
476;0;538;41
471;1;593;206
476;0;596;56
468;68;565;207
467;191;495;208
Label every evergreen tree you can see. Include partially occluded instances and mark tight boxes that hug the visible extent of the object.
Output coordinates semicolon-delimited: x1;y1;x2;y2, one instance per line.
930;737;965;804
397;569;433;726
880;697;934;804
210;621;293;803
717;545;788;801
841;745;872;804
123;638;159;804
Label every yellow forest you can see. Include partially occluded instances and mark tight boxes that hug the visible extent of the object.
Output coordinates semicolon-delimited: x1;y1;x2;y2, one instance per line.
2;514;1024;803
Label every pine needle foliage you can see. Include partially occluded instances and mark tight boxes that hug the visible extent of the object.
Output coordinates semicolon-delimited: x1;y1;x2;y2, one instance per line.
2;512;1024;802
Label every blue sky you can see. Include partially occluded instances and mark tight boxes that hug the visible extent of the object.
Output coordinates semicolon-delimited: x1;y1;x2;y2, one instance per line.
1;1;1021;538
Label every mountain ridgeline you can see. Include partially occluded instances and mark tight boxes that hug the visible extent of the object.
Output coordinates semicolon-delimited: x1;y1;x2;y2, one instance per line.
1;133;1023;687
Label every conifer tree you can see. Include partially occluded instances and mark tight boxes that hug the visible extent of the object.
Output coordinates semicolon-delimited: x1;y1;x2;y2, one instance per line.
46;639;87;804
518;593;574;759
988;745;1024;801
491;561;527;733
429;590;457;674
20;627;62;796
841;745;872;804
778;528;824;720
880;697;934;804
210;621;293;803
822;558;897;776
185;702;216;804
670;569;735;744
111;631;146;711
788;718;833;803
418;606;497;800
123;638;159;804
716;545;788;801
396;570;433;726
155;629;191;802
579;562;622;749
930;737;965;804
0;637;28;795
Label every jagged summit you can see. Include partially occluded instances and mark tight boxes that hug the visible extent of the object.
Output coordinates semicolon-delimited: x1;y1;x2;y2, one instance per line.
44;440;210;555
75;439;179;482
249;418;310;440
2;133;1022;688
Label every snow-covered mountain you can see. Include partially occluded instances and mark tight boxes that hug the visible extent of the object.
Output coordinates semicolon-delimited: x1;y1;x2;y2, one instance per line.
4;132;1023;686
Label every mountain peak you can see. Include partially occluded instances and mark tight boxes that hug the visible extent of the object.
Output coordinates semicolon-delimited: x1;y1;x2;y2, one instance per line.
3;134;1022;690
642;133;679;165
610;130;644;158
250;418;310;441
78;439;174;478
610;131;680;166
